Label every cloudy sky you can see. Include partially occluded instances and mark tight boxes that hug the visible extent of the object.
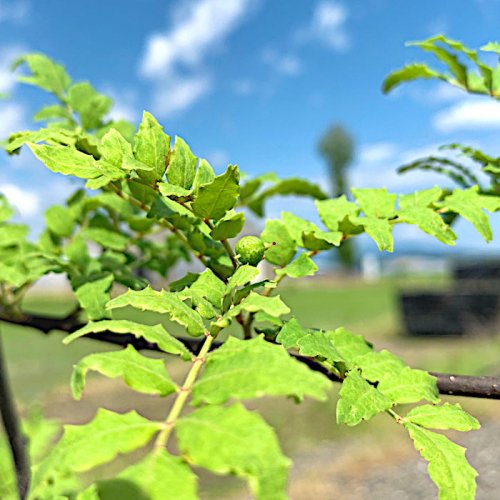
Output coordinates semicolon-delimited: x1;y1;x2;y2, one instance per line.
0;0;499;253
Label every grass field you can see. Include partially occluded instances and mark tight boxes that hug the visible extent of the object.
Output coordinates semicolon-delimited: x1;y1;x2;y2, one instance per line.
1;274;499;495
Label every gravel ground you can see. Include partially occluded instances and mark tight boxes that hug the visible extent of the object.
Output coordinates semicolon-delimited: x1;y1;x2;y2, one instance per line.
286;420;500;500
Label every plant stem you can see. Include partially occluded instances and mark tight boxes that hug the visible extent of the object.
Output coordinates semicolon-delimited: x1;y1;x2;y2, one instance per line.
155;333;214;451
0;330;30;499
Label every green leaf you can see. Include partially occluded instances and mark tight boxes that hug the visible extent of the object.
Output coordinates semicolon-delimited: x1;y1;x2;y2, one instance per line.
377;367;439;404
261;219;296;266
107;287;206;336
192;158;215;192
302;229;342;250
441;186;494;241
353;216;394;252
14;53;71;99
247;178;327;216
352;188;396;218
44;205;75;237
398;188;456;245
227;264;260;289
382;63;444;93
75;274;114;321
404;423;478;500
337;370;393;426
133;111;170;183
114;451;198;500
6;127;76;154
276;317;312;349
176;403;291;500
33;104;72;123
281;211;318;246
192;165;240;220
276;252;318;278
192;336;331;405
315;196;360;231
355;350;406;383
64;320;192;360
71;345;177;399
297;331;344;363
68;82;112;130
210;211;245;240
33;409;161;487
148;195;197;223
190;268;226;309
167;136;197;189
405;403;480;432
0;224;29;247
99;128;133;166
83;227;129;251
158;182;192;198
238;292;290;317
328;327;372;368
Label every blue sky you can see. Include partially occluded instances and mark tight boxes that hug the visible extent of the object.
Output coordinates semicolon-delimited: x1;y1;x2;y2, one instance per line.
0;0;499;254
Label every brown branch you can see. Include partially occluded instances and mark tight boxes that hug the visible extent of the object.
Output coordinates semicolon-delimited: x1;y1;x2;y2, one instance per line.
0;330;30;499
1;313;499;400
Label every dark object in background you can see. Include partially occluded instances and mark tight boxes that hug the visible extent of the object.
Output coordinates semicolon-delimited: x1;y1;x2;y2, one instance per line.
400;260;500;336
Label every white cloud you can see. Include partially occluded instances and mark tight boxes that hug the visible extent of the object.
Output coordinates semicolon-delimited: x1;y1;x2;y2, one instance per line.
302;1;350;51
0;44;27;94
0;183;40;217
138;0;255;115
0;0;29;24
0;103;27;138
433;98;500;132
262;49;302;76
359;142;398;164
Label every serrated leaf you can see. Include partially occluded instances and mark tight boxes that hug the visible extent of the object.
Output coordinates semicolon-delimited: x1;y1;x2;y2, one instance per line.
158;182;192;198
100;128;133;166
404;423;477;500
107;287;206;336
64;320;192;360
337;370;393;426
328;327;372;367
315;196;360;231
355;350;406;382
33;409;161;489
75;274;114;321
14;53;71;99
276;317;312;349
167;136;197;189
352;188;397;218
83;227;129;251
192;165;240;220
276;252;318;279
192;336;331;405
353;216;394;252
382;63;444;93
297;331;344;363
281;211;318;246
239;292;290;316
302;229;342;250
148;195;197;223
71;345;177;399
68;82;112;130
261;219;296;266
192;158;215;192
113;451;198;500
210;211;245;240
441;186;494;241
190;268;226;309
176;403;291;500
405;403;480;432
133;111;170;182
378;367;439;404
228;264;260;289
44;205;75;237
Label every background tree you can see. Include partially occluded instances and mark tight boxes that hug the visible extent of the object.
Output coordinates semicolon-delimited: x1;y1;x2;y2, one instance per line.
318;124;356;269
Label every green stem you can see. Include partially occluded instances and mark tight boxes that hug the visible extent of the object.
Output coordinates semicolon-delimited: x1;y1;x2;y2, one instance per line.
155;333;214;451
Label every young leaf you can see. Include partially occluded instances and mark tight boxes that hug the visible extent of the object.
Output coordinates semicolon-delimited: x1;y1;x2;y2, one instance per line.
336;370;393;426
315;196;360;231
405;403;480;432
190;268;227;309
133;111;170;183
210;211;245;240
227;264;260;289
276;317;312;349
261;220;296;266
355;350;406;383
33;409;162;489
302;230;342;250
176;403;291;500
192;336;332;405
192;158;215;191
382;63;444;94
192;165;240;220
107;287;206;336
112;451;198;500
238;292;290;317
64;320;192;359
0;224;29;247
67;82;112;130
404;423;478;500
71;345;178;399
281;211;318;245
353;216;394;252
75;274;114;321
328;327;372;367
297;331;344;364
44;205;75;237
352;188;397;218
99;128;133;166
377;367;440;404
167;136;197;189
